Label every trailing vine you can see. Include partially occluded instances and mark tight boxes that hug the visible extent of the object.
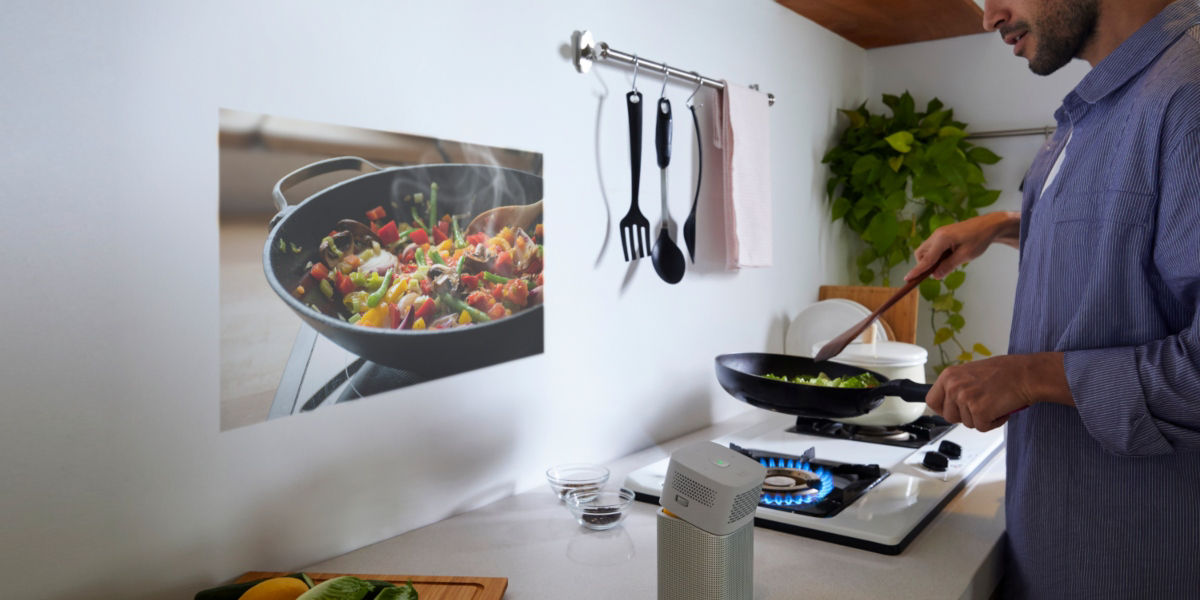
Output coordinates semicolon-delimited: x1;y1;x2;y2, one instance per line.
821;92;1001;373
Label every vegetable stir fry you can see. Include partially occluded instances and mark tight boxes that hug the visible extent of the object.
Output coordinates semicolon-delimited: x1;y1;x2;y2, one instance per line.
291;183;544;330
763;371;880;388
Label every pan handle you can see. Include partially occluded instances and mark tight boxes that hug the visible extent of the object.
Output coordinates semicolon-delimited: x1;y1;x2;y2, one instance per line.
271;156;385;213
880;379;933;403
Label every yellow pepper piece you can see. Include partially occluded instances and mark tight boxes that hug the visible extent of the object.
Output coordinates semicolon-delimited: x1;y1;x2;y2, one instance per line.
490;236;511;251
437;239;453;253
408;279;421;294
458;309;471;325
357;304;389;327
413;317;426;330
385;279;407;304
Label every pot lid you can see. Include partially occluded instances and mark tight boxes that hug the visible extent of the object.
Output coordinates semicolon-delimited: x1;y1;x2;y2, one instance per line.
810;340;928;367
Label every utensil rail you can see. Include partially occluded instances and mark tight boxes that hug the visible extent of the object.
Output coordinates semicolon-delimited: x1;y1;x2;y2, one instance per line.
571;30;776;106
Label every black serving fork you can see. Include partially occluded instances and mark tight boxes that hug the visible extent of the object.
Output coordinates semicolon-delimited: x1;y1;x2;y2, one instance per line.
620;89;651;261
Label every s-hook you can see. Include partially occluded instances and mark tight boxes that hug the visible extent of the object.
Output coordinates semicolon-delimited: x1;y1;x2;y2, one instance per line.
683;71;703;262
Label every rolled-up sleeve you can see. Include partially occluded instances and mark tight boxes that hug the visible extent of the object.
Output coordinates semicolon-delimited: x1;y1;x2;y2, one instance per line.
1066;124;1200;456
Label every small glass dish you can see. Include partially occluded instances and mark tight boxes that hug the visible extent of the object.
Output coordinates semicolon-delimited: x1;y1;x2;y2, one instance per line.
564;487;635;530
546;463;610;501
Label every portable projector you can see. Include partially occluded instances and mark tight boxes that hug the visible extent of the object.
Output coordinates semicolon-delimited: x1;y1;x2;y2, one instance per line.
658;441;766;600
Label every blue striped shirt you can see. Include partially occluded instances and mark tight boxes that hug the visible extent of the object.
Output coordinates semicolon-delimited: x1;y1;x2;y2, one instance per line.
1005;1;1200;597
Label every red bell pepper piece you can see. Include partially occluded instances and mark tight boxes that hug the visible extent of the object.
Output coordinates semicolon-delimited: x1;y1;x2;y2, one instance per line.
493;250;514;276
408;228;429;245
433;226;449;244
419;278;433;295
310;263;329;280
414;297;437;320
334;271;355;295
466;232;487;246
460;273;479;290
365;205;387;221
467;290;490;310
376;220;400;244
487;303;507;320
503;279;528;306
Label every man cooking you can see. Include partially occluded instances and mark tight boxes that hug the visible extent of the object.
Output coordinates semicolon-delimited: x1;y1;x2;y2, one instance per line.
903;0;1200;596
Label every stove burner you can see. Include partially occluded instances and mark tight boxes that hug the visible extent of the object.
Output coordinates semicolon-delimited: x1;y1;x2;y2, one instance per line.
789;415;954;448
853;426;913;442
757;458;835;506
730;444;888;518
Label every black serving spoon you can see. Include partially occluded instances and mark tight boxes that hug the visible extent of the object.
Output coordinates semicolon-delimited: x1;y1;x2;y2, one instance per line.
651;83;686;284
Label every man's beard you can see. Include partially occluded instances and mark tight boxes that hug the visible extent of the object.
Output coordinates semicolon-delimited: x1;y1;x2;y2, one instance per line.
1029;0;1101;75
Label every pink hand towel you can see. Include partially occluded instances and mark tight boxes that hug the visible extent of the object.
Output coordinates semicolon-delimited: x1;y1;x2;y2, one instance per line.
720;82;773;269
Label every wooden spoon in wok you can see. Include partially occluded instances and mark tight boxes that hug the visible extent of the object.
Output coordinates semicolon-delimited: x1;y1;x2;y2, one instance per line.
466;199;543;236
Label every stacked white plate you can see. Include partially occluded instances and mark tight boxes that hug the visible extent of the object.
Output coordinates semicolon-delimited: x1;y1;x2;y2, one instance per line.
784;299;890;357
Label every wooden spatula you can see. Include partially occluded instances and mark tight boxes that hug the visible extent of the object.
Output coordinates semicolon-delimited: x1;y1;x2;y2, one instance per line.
812;250;952;363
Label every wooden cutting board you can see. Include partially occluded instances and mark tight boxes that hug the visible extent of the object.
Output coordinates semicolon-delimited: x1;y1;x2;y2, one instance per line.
236;571;507;600
818;285;918;344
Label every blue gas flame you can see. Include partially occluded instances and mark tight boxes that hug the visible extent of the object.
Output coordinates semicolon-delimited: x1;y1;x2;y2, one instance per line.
758;458;835;506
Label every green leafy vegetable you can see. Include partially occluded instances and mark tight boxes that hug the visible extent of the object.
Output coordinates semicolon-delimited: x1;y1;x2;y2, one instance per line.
296;576;373;600
373;581;418;600
763;372;880;388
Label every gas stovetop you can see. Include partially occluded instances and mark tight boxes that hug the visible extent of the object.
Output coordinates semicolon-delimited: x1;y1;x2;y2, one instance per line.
624;412;1004;554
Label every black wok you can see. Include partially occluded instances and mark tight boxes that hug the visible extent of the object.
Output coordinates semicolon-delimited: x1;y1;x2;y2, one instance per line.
715;353;931;419
263;156;543;376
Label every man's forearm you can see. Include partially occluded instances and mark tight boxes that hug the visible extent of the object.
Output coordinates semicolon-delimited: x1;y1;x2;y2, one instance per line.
989;211;1021;248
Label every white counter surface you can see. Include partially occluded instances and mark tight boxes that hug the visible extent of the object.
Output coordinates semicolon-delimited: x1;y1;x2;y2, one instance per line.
305;411;1007;599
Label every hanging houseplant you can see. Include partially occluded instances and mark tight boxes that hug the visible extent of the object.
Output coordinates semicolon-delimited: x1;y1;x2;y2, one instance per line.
821;92;1002;373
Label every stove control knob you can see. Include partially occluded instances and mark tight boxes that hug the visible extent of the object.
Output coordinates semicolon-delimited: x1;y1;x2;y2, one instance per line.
938;441;962;459
923;451;949;472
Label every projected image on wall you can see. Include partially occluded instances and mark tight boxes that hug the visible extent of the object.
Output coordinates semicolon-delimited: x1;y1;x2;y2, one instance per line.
219;109;544;431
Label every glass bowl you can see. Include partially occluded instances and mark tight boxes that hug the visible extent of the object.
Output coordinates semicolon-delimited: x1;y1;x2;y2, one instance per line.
546;463;610;501
564;487;635;530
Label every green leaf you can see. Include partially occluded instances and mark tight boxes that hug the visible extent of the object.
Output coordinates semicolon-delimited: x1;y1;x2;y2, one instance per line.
852;154;880;176
957;351;974;362
948;313;966;330
938;126;967;139
858;267;876;284
929;213;956;232
966;163;985;184
866;212;899;253
883;190;907;211
944;270;966;290
967;146;1002;165
934;327;954;344
973;343;993;357
884;131;914;153
919;278;942;301
831;197;852;221
925;97;944;115
856;247;878;267
888;155;904;172
969;189;1001;208
839;108;866;129
952;299;964;312
826;176;844;199
932;294;955;311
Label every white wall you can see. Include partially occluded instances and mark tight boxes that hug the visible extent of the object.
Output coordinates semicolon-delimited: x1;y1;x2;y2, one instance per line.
0;1;865;598
864;33;1090;363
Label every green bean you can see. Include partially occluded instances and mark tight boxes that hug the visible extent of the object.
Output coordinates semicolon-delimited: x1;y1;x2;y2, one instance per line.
440;293;490;323
366;268;394;308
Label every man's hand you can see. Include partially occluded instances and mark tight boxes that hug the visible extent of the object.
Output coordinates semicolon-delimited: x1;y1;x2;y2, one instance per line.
925;352;1073;431
904;212;1021;282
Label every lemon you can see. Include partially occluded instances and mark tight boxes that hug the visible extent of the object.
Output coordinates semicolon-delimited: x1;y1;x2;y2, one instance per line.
239;577;311;600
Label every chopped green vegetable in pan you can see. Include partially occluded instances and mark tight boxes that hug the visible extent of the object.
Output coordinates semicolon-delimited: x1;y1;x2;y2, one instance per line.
763;371;880;388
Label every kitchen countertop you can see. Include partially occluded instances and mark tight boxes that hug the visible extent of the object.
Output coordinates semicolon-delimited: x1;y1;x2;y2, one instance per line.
305;410;1007;599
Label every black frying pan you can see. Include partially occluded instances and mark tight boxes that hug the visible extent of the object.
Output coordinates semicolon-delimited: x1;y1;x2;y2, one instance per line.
715;353;931;419
263;157;543;377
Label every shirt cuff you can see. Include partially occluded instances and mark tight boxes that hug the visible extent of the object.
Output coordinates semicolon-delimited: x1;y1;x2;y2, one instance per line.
1063;347;1173;456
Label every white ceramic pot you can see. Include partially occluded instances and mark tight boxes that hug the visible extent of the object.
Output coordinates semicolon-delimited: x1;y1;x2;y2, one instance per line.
810;340;928;426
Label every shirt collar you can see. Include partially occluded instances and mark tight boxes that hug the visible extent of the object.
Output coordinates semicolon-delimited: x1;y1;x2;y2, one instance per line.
1072;0;1200;104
